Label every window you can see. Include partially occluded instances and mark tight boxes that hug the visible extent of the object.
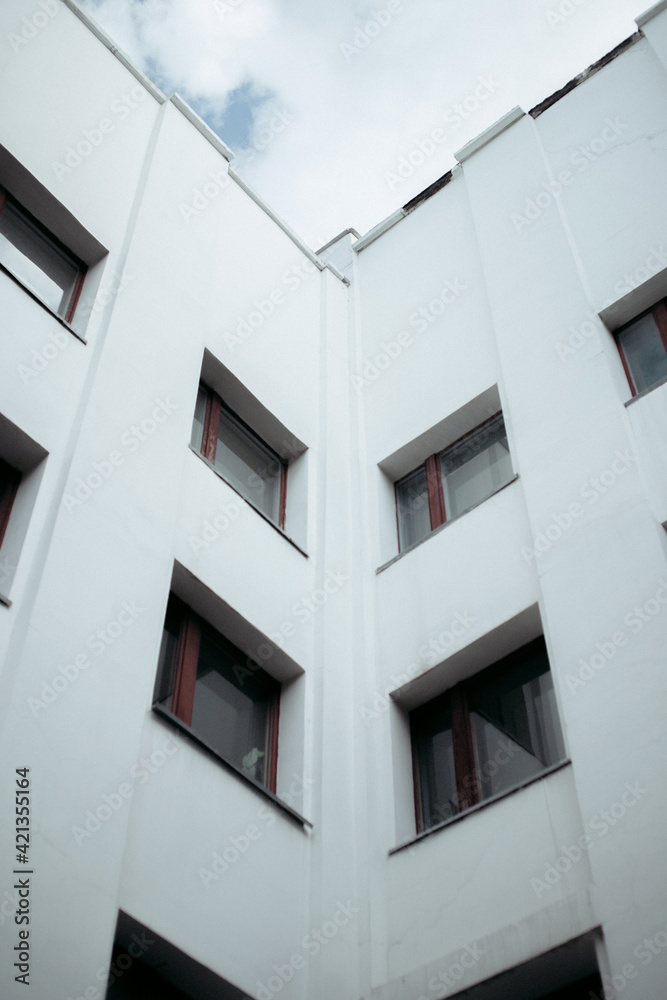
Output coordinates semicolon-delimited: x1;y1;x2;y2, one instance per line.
153;595;280;791
395;412;513;550
616;298;667;396
410;637;565;832
191;381;286;527
0;187;86;321
0;458;21;550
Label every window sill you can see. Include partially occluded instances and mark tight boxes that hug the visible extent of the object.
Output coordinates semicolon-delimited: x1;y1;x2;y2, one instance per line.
377;474;519;574
0;262;87;344
624;374;667;406
188;446;308;557
152;704;313;830
389;758;571;855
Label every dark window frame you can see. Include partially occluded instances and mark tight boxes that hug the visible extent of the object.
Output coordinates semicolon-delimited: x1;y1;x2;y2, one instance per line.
193;381;288;530
152;595;280;793
394;411;512;552
0;186;86;323
616;298;667;398
0;457;21;550
410;637;566;834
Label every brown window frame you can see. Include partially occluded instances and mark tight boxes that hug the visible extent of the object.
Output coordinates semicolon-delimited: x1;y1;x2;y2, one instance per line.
395;411;512;551
0;457;21;550
616;298;667;397
194;381;287;530
0;186;86;324
410;637;565;834
152;595;280;793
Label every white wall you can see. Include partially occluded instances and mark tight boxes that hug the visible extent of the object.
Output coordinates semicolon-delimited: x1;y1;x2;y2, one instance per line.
1;1;667;999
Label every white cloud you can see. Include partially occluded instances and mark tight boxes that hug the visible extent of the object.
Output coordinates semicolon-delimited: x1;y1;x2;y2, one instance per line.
78;0;648;247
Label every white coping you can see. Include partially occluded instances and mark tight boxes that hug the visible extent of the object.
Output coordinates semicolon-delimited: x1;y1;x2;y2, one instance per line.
60;1;349;285
317;229;361;254
454;106;525;162
170;94;235;162
352;210;407;253
60;0;166;103
636;0;667;27
228;167;349;285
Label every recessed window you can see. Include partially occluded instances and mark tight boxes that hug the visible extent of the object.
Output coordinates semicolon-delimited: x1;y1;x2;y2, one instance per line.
0;458;21;551
191;381;286;527
410;637;566;832
616;298;667;396
153;595;280;791
0;188;86;321
395;412;513;551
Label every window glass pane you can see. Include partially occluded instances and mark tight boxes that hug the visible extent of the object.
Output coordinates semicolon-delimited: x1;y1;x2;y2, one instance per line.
214;408;282;523
468;639;565;801
396;466;431;549
0;201;79;316
411;695;458;829
191;623;278;785
440;413;513;519
153;601;184;715
618;311;667;394
190;384;207;452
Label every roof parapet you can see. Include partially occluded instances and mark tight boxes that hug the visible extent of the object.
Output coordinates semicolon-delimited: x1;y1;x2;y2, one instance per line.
636;0;667;27
170;94;234;162
454;107;525;162
60;0;166;103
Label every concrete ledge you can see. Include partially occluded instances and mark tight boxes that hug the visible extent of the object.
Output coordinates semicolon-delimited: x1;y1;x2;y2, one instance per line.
455;107;525;162
170;94;235;163
353;210;407;253
637;0;667;27
227;167;347;283
60;0;166;103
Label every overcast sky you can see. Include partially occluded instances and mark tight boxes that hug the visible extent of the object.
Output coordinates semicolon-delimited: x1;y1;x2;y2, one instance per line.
78;0;650;249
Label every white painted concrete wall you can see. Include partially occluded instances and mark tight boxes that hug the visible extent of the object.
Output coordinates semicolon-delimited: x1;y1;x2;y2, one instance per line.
0;1;666;999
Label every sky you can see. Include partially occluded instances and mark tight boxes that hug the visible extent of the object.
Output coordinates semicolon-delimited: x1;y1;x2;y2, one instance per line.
78;0;650;250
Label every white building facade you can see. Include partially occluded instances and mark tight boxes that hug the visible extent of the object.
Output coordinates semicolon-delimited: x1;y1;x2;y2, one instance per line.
1;1;667;998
